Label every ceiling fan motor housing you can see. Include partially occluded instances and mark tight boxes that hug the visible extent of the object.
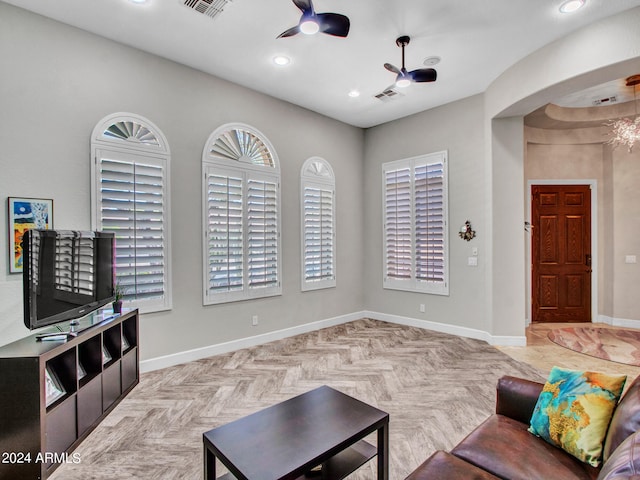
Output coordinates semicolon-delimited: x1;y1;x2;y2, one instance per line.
396;36;411;47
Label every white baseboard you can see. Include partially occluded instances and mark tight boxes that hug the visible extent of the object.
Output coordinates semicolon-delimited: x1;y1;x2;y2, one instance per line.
140;312;640;374
141;310;528;373
140;311;364;373
363;311;527;347
598;315;640;329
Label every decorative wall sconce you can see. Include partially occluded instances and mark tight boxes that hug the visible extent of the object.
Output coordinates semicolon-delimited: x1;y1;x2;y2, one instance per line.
459;220;476;242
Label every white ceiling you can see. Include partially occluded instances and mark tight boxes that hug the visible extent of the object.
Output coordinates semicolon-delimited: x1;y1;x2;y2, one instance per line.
5;0;640;128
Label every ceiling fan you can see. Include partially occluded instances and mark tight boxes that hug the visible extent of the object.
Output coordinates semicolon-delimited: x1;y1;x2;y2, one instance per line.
385;36;437;88
277;0;350;38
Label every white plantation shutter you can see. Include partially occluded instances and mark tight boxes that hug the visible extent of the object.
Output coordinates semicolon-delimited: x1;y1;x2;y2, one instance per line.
303;188;334;280
91;113;172;313
206;172;244;294
99;157;166;302
203;124;281;304
247;178;279;289
383;152;448;295
384;167;412;280
301;157;336;291
415;162;445;283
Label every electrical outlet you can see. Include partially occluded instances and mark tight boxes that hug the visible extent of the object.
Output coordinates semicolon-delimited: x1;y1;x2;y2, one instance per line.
252;315;259;326
419;304;426;313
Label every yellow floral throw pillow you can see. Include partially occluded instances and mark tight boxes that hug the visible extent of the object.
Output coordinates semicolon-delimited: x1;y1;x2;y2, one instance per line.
528;367;626;467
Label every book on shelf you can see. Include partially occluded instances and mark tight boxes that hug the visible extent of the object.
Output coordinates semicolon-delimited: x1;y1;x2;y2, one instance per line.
305;465;322;477
102;345;113;365
78;361;87;380
45;366;66;407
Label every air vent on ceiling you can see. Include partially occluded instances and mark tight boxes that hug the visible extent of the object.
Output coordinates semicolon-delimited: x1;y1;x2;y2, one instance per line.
374;88;404;102
592;96;617;106
183;0;233;19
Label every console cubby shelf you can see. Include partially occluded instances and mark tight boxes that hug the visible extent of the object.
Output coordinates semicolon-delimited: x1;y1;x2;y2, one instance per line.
0;308;139;480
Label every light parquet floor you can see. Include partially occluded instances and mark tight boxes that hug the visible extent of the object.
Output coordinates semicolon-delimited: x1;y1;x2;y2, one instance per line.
48;319;638;480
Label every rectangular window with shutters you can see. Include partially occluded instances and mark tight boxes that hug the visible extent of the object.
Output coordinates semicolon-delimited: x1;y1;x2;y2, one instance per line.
382;151;449;295
300;157;336;291
203;165;281;304
93;150;171;313
302;185;335;290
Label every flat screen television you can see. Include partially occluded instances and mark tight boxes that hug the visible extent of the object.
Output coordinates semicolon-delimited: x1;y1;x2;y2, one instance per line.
23;229;116;330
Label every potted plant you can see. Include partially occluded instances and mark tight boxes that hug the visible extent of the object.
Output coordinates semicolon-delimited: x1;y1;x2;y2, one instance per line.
113;281;126;314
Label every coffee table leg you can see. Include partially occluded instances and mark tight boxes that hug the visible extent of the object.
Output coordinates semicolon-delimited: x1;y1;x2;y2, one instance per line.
377;422;389;480
204;447;216;480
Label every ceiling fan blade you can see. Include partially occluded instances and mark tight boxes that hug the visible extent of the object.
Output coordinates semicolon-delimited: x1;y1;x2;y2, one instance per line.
409;68;437;83
384;63;401;75
292;0;313;14
277;25;301;38
316;13;350;37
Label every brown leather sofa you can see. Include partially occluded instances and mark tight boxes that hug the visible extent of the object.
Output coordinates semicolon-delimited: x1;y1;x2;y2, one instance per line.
406;374;640;480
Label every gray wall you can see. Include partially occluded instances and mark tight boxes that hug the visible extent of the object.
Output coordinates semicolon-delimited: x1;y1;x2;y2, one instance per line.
363;95;489;332
0;3;365;360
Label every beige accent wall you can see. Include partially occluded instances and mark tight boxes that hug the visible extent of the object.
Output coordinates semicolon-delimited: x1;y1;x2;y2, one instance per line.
612;146;640;321
486;6;640;335
524;126;640;322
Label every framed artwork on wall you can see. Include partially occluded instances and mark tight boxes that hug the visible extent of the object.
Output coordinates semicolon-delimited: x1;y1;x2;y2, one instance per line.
8;197;53;273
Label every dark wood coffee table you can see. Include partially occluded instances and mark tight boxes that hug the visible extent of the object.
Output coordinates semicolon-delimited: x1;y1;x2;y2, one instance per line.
203;385;389;480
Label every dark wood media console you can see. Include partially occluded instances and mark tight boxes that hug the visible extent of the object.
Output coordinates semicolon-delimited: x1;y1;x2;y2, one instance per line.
0;309;139;480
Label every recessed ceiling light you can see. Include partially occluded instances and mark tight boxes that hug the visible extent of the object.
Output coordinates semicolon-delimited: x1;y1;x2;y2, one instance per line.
273;55;291;66
423;56;441;67
129;0;149;4
348;90;360;98
559;0;585;13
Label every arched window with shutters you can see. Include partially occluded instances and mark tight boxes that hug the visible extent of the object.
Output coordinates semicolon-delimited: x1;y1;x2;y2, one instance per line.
91;112;172;313
202;123;281;305
301;157;336;291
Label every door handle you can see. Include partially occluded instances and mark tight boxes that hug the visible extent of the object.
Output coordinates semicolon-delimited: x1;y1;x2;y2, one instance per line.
585;254;592;267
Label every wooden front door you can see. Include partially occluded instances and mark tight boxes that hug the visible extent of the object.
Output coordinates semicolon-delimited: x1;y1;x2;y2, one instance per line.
531;184;592;323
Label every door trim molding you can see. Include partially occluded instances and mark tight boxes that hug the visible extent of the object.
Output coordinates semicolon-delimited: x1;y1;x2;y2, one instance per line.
526;179;598;325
